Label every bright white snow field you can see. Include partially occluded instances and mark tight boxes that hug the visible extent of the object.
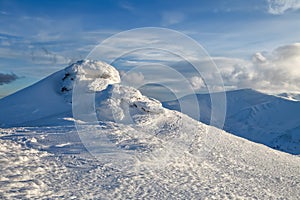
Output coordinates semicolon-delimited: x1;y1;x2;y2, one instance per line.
0;60;299;199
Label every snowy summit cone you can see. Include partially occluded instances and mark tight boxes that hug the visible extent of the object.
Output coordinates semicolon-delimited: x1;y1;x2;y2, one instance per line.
0;60;121;127
61;60;120;97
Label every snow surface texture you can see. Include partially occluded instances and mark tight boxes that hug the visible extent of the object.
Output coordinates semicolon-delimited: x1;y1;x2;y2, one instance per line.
1;120;300;199
163;89;300;155
0;60;300;199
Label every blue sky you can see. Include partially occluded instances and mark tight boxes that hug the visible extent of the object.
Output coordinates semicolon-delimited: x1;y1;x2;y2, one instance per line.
0;0;300;97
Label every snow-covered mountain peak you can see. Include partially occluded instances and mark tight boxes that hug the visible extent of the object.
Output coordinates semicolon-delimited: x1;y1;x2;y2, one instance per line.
61;60;121;98
0;60;123;127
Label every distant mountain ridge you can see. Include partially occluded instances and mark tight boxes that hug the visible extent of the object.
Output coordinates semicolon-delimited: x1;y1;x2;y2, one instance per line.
163;89;300;154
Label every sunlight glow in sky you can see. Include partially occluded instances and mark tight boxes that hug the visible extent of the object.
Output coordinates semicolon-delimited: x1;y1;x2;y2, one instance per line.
0;0;300;97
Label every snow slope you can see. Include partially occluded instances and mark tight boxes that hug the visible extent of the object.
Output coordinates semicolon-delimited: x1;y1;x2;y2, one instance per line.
0;60;300;199
0;68;71;127
0;60;120;127
163;89;300;154
0;110;300;199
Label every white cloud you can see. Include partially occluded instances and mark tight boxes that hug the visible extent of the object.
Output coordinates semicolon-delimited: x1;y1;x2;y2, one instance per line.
161;11;185;26
267;0;300;14
119;1;135;11
252;52;267;63
87;28;205;64
0;47;23;58
190;76;205;90
0;10;10;15
89;31;300;94
212;43;300;94
0;40;11;46
121;71;145;86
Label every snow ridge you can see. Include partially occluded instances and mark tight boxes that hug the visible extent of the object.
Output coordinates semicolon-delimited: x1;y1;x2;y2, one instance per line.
163;89;300;154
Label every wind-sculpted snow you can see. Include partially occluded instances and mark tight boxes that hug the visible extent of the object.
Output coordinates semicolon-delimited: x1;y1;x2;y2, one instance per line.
0;121;299;199
95;84;164;123
62;60;120;96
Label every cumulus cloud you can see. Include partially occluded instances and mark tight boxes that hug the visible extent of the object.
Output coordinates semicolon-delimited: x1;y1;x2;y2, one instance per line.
190;76;205;90
88;28;300;94
213;43;300;93
0;72;19;85
251;43;300;92
267;0;300;15
252;52;267;63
